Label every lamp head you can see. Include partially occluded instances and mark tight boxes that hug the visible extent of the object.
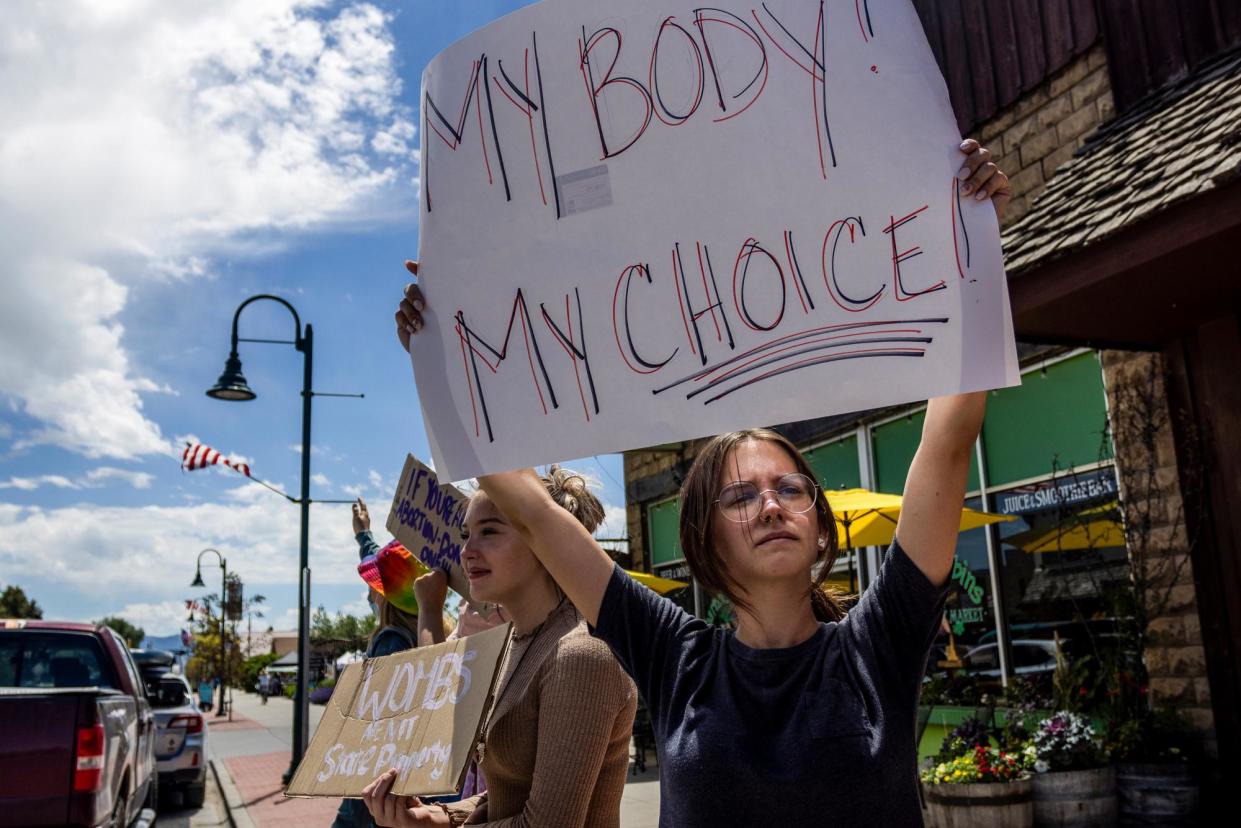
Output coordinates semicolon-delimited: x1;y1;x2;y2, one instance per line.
191;567;206;588
206;352;255;401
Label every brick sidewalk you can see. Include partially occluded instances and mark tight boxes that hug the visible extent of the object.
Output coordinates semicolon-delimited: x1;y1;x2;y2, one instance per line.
222;750;340;828
207;715;264;733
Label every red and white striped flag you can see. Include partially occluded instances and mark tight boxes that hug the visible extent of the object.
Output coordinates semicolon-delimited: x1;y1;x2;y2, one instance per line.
181;442;251;478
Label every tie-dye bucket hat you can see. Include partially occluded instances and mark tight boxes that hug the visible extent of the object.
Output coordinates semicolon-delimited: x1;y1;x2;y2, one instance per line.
357;540;428;616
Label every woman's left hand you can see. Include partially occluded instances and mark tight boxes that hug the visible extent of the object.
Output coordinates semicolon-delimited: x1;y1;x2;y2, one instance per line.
956;138;1012;219
361;770;450;827
352;498;371;534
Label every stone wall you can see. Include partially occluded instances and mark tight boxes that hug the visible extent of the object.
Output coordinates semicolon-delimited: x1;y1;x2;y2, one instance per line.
978;45;1114;227
1100;350;1216;755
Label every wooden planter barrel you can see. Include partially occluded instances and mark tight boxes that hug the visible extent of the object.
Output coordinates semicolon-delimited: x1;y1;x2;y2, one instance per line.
923;778;1033;828
1031;767;1117;827
1116;763;1199;826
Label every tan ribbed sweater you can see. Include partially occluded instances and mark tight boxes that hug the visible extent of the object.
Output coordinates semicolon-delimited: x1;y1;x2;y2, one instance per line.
447;601;637;827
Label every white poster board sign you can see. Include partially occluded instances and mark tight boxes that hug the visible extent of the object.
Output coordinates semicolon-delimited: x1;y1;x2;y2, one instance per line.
413;0;1020;479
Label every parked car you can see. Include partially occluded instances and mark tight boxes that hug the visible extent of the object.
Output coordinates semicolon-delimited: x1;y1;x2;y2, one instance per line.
959;639;1059;695
129;651;208;808
0;619;158;828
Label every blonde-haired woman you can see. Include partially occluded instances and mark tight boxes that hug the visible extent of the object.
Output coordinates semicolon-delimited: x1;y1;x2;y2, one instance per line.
362;467;636;828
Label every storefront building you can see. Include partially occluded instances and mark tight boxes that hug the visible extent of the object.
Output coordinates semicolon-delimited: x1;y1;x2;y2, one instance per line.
625;0;1239;771
631;349;1124;667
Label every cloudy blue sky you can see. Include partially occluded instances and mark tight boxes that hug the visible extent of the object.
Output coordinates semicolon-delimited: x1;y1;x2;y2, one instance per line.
0;0;627;637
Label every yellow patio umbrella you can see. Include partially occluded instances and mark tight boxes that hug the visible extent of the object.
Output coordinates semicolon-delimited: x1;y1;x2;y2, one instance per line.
823;487;1015;550
1005;502;1126;553
626;569;689;595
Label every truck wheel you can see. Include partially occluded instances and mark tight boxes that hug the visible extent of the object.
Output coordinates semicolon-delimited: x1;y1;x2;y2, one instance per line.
144;773;159;813
108;789;130;828
183;782;206;809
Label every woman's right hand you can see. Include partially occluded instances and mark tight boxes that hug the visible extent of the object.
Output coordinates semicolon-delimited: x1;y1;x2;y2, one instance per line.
396;260;426;353
362;769;449;827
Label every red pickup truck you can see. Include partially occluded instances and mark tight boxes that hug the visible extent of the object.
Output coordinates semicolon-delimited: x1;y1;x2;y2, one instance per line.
0;620;158;828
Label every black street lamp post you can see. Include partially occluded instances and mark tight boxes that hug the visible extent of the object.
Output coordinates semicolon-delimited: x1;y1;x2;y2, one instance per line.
191;548;227;717
206;295;312;782
205;295;359;783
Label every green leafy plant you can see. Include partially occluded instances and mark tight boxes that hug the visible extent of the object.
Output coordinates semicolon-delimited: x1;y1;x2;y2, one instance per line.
920;672;985;707
1051;636;1098;713
239;652;279;692
1106;707;1197;764
934;716;993;764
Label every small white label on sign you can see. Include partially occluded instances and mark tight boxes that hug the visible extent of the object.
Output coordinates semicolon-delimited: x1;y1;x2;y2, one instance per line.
557;165;612;215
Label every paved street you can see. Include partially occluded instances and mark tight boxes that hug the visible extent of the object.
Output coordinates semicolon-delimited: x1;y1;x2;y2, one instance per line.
197;690;661;826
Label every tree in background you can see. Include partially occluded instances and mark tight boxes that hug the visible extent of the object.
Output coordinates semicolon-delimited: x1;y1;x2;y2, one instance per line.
97;615;146;648
184;592;242;685
1;585;43;619
239;652;280;692
310;603;372;645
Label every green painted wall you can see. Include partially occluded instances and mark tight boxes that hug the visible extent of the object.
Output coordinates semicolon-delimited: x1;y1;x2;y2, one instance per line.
982;352;1112;486
872;353;1108;494
873;410;986;494
648;497;683;565
805;435;862;491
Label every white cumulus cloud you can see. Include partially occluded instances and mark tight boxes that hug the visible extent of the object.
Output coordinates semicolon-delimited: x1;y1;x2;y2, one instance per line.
0;482;395;601
0;466;155;490
0;0;416;460
108;600;191;638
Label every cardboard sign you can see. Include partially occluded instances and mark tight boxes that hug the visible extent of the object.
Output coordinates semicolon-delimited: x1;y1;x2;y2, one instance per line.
410;0;1019;480
287;623;511;798
386;454;473;603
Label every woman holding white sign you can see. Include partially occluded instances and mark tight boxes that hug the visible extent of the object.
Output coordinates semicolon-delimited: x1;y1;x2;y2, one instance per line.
363;467;637;827
391;141;1010;826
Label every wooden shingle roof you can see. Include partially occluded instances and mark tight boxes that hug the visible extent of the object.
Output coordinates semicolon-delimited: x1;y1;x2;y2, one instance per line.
1002;47;1241;276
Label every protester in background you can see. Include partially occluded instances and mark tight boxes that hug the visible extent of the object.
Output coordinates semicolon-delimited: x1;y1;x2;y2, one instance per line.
389;140;1010;826
258;671;270;704
334;499;430;828
197;678;213;712
362;467;637;828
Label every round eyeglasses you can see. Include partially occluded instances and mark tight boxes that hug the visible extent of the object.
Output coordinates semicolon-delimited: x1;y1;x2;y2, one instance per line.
715;473;819;523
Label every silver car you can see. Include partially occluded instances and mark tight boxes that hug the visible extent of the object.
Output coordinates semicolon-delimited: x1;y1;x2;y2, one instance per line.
148;673;208;807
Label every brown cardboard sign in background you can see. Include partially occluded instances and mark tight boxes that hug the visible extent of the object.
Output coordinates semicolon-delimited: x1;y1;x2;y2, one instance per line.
386;454;473;603
286;623;510;798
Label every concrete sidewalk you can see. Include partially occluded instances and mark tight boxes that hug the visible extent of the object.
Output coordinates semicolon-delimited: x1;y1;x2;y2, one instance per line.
208;691;661;826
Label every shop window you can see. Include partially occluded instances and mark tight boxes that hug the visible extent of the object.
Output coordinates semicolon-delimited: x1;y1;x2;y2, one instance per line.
995;467;1130;692
982;352;1113;488
941;496;997;659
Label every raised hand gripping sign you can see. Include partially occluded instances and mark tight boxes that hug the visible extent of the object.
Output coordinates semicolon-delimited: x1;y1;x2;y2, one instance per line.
412;0;1020;479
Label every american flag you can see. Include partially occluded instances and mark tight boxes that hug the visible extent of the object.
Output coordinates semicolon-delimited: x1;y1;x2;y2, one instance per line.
181;442;251;478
